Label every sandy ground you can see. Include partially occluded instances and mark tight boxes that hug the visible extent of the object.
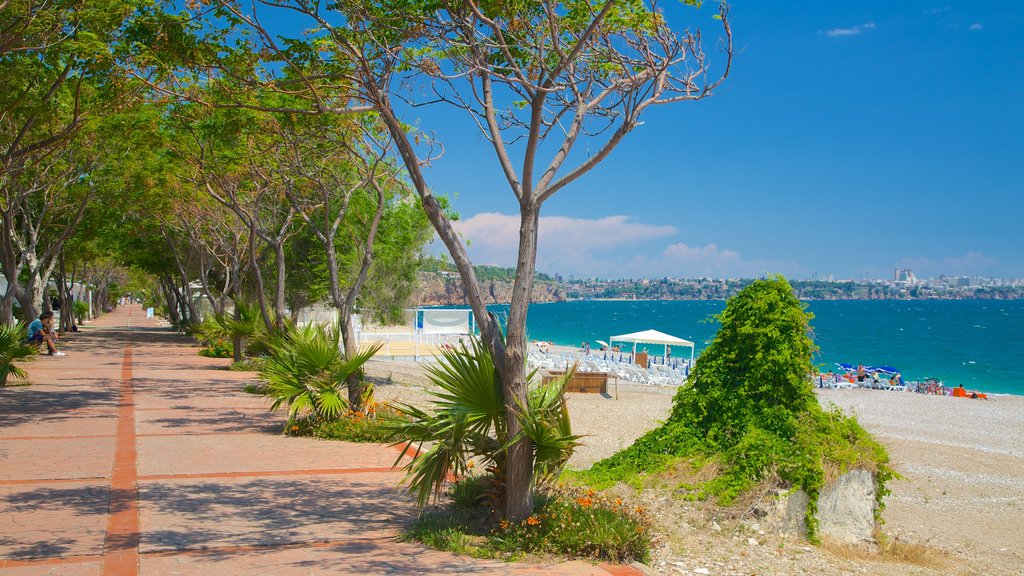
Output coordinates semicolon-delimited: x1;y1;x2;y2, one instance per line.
365;357;1024;576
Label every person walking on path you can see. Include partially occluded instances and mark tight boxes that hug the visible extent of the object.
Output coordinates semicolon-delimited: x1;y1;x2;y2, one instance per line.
27;311;64;356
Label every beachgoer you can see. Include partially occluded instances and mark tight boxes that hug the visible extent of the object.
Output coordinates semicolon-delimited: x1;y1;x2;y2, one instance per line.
856;364;866;382
27;311;63;356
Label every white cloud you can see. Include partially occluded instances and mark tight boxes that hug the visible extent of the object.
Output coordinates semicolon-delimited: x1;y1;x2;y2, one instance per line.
449;212;676;272
895;251;997;277
969;23;983;31
632;243;805;279
441;212;805;279
825;22;876;37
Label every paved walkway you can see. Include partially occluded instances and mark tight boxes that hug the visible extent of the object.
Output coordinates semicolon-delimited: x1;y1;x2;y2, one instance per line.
0;306;642;576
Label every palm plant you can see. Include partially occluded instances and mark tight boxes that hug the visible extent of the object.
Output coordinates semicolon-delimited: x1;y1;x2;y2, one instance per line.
259;320;381;428
195;300;266;362
388;338;581;508
0;322;37;386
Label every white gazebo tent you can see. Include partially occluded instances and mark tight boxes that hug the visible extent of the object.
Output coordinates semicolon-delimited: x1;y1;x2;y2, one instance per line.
609;329;695;364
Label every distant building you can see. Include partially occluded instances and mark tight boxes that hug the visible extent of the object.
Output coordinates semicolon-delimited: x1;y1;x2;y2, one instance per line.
894;268;917;284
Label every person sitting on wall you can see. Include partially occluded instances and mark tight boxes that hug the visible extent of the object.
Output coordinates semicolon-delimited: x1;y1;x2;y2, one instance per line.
27;311;64;356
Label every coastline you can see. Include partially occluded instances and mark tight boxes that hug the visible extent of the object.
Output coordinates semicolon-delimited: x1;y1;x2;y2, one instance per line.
366;356;1024;574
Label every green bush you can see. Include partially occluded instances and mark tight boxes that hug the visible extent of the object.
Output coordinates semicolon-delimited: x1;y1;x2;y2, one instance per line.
287;402;408;442
72;300;89;324
197;338;233;358
403;482;651;563
580;277;892;540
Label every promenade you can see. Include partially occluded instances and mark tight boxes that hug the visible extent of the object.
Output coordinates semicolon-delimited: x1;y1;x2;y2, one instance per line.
0;306;638;576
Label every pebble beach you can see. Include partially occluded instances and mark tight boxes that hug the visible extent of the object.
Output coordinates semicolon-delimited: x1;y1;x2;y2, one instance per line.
366;355;1024;575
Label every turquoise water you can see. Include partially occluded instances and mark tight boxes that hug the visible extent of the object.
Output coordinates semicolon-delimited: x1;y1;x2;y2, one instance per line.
485;300;1024;396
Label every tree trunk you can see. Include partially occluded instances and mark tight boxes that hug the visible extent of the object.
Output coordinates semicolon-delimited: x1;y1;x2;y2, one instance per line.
274;241;286;331
232;302;243;363
500;207;541;521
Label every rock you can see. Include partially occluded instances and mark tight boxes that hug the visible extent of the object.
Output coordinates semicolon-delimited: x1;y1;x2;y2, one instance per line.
747;537;760;546
711;521;722;531
762;468;878;546
694;569;710;575
815;468;877;546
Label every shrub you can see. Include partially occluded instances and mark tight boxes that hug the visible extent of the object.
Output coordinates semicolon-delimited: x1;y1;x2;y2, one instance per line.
0;322;36;386
197;338;233;358
403;481;651;563
386;338;581;508
258;321;380;428
72;300;89;324
581;277;892;539
193;301;267;361
287;402;408;442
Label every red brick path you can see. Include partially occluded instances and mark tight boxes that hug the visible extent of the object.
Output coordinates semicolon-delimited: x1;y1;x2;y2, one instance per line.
0;306;644;576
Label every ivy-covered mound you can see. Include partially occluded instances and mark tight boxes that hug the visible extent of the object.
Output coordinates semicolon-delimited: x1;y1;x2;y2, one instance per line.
582;277;893;539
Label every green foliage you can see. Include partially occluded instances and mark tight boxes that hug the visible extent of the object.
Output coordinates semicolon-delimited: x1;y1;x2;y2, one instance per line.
581;277;892;539
286;402;409;443
258;321;381;427
0;323;37;386
387;338;581;507
197;338;233;358
229;358;264;372
72;301;90;323
403;483;651;563
489;486;651;563
194;301;267;359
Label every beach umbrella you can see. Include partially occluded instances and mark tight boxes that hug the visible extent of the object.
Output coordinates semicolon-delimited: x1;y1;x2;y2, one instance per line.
870;365;899;375
596;340;610;348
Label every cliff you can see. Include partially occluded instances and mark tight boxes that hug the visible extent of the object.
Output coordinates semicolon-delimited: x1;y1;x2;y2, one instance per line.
412;273;566;306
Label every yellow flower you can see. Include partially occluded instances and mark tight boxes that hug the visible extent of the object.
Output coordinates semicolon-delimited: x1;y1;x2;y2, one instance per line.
575;496;593;507
467;460;475;469
499;519;510;530
291;425;299;431
526;516;540;526
615;498;623;507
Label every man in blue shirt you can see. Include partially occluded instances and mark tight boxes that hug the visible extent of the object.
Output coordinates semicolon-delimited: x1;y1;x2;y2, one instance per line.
27;311;63;356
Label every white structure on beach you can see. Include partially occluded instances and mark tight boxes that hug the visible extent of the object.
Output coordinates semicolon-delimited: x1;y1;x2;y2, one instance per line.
610;328;695;364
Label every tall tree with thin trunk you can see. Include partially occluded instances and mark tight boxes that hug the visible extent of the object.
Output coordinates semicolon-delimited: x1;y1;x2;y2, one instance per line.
140;0;732;521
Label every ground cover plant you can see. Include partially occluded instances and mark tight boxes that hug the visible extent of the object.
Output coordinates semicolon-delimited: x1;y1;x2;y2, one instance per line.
574;277;893;540
287;401;408;442
403;480;651;563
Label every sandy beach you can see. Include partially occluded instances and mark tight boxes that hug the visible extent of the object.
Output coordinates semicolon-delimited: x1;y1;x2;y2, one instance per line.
365;355;1024;575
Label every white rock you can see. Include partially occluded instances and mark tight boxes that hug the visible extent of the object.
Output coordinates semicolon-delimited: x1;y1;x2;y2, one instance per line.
694;569;710;575
747;537;760;546
711;521;722;531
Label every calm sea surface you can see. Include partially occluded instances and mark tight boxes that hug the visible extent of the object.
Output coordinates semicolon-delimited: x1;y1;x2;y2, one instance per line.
485;300;1024;396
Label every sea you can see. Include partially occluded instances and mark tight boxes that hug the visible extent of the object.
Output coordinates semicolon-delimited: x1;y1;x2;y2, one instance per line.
485;300;1024;396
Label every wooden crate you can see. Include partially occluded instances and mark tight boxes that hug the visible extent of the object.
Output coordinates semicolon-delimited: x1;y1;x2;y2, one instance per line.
543;371;608;394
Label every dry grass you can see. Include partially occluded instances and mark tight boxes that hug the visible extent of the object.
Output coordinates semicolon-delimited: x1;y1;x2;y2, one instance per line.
820;531;946;570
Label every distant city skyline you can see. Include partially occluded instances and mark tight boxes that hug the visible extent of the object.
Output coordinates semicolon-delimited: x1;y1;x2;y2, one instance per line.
418;2;1024;280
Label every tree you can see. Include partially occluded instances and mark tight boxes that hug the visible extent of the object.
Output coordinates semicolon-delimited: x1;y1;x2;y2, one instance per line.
137;0;732;521
333;0;733;520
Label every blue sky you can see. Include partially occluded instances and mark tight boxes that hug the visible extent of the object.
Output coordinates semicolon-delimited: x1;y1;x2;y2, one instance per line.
408;1;1024;280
